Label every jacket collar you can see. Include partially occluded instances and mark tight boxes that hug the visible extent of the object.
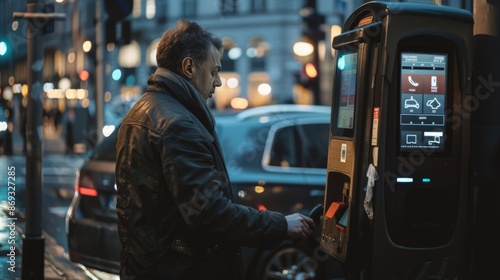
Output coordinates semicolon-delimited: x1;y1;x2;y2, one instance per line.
146;67;215;132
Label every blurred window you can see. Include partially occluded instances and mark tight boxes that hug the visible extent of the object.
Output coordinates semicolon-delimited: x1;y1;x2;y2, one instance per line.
251;0;266;13
221;38;238;72
145;0;155;19
247;37;268;71
220;0;237;15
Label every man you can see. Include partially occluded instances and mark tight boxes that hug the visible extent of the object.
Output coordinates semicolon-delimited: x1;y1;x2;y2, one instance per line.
115;19;315;279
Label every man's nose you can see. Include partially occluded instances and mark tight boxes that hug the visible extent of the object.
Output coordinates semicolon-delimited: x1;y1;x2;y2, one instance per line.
214;74;222;87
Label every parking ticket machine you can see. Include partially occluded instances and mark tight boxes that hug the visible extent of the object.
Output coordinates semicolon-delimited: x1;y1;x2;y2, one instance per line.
321;2;473;279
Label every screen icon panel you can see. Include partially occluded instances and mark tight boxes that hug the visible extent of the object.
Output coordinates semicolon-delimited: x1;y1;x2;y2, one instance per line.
400;53;447;152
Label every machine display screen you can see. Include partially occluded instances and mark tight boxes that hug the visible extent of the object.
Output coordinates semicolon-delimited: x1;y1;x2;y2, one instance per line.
337;52;357;129
333;51;358;137
400;52;447;151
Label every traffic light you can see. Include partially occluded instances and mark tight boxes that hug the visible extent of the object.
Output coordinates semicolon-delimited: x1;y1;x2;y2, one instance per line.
292;1;326;104
301;0;325;42
295;62;319;89
0;41;7;56
105;19;117;44
304;62;318;79
104;0;133;45
105;19;132;45
297;0;324;104
0;40;10;64
105;0;133;21
43;2;55;34
302;12;325;41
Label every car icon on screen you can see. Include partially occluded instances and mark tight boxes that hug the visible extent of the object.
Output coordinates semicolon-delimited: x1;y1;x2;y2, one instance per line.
404;96;420;109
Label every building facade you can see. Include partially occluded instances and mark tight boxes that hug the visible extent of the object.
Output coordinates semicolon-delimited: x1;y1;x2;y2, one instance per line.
0;0;471;148
109;0;350;109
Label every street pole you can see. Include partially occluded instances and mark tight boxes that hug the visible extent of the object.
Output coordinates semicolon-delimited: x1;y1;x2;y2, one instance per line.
306;0;320;105
471;0;500;279
312;37;320;105
13;2;64;278
95;0;105;144
301;0;325;105
20;2;44;277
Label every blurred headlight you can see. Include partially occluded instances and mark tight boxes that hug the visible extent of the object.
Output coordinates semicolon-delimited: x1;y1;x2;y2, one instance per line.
0;121;8;132
102;125;115;137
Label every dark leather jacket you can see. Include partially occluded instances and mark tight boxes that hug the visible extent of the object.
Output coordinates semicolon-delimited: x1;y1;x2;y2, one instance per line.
115;68;287;279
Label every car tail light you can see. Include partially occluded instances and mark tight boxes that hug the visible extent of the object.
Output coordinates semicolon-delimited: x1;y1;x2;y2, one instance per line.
75;173;98;197
258;204;268;211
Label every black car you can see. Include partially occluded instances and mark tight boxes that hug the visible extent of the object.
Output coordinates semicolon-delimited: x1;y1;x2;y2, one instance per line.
66;104;341;279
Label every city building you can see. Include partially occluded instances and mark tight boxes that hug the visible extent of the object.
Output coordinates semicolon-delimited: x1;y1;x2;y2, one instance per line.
0;0;471;150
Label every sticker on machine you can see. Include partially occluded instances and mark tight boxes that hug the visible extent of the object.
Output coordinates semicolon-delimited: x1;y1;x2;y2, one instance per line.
341;143;347;163
371;107;379;146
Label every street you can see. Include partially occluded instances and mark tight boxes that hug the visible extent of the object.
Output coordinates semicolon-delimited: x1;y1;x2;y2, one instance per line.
0;152;119;279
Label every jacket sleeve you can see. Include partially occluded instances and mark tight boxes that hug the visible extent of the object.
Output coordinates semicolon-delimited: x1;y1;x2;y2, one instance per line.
161;120;287;248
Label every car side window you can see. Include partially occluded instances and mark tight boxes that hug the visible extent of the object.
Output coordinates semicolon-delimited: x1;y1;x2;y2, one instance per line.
268;123;329;169
268;126;297;167
295;123;329;169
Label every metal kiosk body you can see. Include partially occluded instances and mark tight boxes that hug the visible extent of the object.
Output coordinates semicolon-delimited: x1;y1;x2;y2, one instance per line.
320;2;473;279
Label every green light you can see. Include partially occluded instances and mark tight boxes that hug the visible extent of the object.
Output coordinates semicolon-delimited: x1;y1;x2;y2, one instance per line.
422;178;431;183
337;55;345;70
0;42;7;56
112;69;122;81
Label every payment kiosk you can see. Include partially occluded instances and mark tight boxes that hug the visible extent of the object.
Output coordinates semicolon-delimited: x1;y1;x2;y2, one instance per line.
320;2;473;279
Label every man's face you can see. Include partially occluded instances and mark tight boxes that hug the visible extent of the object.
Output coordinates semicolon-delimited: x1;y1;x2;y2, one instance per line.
191;45;222;101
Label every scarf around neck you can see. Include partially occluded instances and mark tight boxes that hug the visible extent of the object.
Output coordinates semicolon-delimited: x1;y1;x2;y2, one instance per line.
145;67;216;132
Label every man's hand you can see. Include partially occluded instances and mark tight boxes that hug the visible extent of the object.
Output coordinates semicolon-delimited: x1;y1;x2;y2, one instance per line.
285;213;316;242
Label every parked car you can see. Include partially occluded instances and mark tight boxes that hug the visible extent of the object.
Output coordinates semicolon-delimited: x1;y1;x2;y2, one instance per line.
66;104;341;279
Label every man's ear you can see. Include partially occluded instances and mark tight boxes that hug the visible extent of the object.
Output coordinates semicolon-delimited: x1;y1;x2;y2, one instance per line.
181;57;196;79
